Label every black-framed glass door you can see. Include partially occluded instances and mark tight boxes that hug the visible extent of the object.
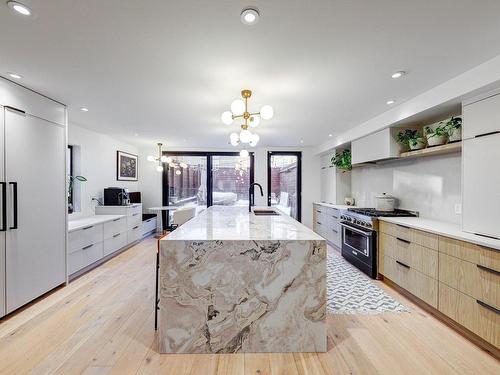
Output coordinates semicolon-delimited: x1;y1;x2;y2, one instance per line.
267;151;302;221
162;151;254;228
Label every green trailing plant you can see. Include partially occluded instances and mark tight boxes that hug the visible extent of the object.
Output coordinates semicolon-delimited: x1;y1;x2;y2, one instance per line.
396;129;424;148
331;149;352;171
424;125;448;138
68;175;87;200
441;116;462;137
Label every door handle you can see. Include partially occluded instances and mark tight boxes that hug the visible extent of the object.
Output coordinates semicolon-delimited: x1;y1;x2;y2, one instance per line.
9;182;18;230
0;182;6;231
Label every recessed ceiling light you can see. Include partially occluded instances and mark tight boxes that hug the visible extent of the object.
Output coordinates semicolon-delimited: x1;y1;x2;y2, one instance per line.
386;100;396;105
80;107;89;112
300;140;304;144
391;71;406;79
7;72;22;79
241;8;259;25
7;1;32;16
328;134;333;137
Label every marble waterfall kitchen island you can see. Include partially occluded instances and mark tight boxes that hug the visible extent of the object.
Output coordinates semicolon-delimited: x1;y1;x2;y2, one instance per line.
158;206;327;353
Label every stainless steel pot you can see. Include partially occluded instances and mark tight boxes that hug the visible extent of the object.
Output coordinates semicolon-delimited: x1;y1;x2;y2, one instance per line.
375;193;396;212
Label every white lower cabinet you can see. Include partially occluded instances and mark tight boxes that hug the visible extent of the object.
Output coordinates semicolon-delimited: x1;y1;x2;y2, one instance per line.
127;225;142;244
103;233;128;257
313;203;342;249
142;217;157;237
68;242;104;275
103;217;127;239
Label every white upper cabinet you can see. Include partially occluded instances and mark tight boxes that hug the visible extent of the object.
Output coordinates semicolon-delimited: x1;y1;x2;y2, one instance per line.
351;128;402;165
463;92;500;139
0;77;65;126
319;152;351;205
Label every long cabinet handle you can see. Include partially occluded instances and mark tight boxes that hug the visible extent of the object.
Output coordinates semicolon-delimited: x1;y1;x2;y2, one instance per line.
332;229;338;233
397;237;411;245
82;225;94;230
476;264;500;276
9;182;17;230
475;130;500;138
476;300;500;315
113;233;121;238
316;221;322;225
133;225;139;230
113;218;121;222
396;260;410;269
82;244;94;250
397;224;410;229
0;182;6;232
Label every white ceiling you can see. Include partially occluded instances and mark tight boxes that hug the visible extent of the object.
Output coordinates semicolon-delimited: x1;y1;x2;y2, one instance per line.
1;0;500;148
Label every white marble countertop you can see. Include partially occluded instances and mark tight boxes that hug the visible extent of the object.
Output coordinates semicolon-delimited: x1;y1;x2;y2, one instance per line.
379;217;500;251
164;206;324;241
313;202;356;210
68;215;126;232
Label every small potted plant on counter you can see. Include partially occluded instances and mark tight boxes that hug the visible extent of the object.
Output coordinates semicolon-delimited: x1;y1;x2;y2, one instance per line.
442;116;462;143
397;129;426;151
331;149;352;172
424;124;448;147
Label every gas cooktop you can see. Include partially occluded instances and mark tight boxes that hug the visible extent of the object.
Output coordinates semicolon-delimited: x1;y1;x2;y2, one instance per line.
347;208;418;218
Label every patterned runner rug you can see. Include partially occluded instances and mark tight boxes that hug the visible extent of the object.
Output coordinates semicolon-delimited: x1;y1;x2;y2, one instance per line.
327;251;410;314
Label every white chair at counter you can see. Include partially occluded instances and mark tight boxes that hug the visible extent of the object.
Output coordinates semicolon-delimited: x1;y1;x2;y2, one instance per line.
171;207;196;228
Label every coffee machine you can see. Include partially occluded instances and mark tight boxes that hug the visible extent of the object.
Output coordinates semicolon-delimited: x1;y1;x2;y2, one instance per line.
104;188;130;206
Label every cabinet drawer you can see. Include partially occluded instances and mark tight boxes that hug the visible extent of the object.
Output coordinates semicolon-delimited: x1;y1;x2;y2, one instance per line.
127;213;142;230
383;255;438;307
103;216;127;239
68;242;103;275
439;236;500;270
68;224;103;253
127;225;141;244
142;217;157;236
127;204;142;216
103;233;128;257
379;221;438;250
379;233;438;278
439;252;499;309
439;282;499;348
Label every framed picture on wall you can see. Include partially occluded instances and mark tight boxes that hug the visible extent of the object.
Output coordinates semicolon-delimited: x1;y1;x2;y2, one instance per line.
117;151;138;181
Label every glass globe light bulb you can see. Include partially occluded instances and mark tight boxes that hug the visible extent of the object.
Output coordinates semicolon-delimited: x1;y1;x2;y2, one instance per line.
249;133;260;147
240;149;249;158
156;165;164;172
160;155;168;162
147;155;155;162
180;162;188;169
249;116;260;128
165;156;173;163
239;129;252;143
175;170;182;175
231;99;245;116
260;105;274;120
221;111;234;125
230;132;239;146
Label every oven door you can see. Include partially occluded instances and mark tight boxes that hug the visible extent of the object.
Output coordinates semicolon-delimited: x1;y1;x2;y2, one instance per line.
340;222;373;258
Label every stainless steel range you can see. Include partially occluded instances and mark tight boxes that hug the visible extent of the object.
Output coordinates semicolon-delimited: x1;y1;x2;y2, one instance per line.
340;208;418;279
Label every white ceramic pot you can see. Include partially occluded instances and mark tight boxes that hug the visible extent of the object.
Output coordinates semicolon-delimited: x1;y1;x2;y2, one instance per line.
426;134;447;147
376;193;396;212
448;127;462;143
409;138;426;150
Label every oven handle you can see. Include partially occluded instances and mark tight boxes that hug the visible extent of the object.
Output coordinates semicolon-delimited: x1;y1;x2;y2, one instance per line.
340;222;373;236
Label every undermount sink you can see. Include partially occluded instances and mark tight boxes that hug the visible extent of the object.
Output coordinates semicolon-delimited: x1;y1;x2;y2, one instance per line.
253;209;280;216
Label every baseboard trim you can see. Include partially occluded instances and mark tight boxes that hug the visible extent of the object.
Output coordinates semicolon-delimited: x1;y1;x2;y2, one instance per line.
383;277;500;360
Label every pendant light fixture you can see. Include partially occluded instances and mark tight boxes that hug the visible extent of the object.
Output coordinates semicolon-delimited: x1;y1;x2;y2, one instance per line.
221;89;273;156
147;143;169;172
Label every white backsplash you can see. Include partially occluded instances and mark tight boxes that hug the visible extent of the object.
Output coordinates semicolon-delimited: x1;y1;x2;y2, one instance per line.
351;153;461;224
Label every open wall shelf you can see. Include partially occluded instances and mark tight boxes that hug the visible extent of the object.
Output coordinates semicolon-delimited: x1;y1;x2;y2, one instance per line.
400;141;462;159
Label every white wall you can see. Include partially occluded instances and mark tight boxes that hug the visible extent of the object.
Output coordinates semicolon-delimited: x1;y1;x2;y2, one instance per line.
68;124;139;219
137;146;320;229
351;153;462;223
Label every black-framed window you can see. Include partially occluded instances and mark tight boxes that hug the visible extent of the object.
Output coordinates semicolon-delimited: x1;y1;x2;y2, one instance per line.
161;151;255;229
267;151;302;222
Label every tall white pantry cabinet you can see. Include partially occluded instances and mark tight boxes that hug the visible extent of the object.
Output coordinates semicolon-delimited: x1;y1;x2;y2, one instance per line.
0;77;67;317
462;90;500;239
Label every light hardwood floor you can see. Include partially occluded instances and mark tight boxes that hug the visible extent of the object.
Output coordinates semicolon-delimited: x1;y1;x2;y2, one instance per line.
0;237;498;375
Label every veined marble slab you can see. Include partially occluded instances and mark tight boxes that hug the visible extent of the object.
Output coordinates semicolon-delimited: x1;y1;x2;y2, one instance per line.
159;206;327;353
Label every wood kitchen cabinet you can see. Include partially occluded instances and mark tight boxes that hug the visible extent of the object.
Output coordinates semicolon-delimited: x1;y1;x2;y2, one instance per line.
378;221;500;350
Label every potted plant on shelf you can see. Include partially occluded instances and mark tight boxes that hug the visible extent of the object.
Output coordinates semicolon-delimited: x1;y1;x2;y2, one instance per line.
441;116;462;143
396;129;426;151
331;149;352;171
424;124;448;147
68;175;87;214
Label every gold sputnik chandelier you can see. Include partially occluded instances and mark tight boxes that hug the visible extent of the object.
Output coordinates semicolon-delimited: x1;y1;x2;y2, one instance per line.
221;89;273;156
